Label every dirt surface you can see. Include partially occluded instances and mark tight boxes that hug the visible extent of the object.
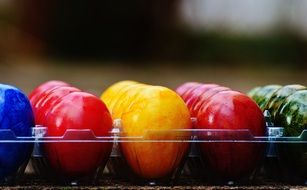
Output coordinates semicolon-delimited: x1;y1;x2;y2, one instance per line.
0;175;305;190
0;186;303;190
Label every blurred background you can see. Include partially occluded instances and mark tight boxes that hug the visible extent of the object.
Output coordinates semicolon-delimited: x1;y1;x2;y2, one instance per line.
0;0;306;95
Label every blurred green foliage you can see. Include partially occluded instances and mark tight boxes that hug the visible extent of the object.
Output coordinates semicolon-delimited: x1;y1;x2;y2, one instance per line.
179;31;307;65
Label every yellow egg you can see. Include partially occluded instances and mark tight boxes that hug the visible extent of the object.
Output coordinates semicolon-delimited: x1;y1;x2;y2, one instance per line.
101;81;191;179
112;84;147;119
101;80;138;112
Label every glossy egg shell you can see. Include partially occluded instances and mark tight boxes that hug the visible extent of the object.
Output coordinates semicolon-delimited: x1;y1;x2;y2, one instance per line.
196;90;265;180
0;84;34;179
29;80;70;108
43;92;113;177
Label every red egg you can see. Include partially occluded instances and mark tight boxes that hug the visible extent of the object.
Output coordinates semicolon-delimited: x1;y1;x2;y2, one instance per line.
29;81;113;180
191;86;230;117
34;86;81;124
176;82;201;101
42;92;113;177
196;91;265;180
184;84;219;116
176;82;265;181
29;80;70;114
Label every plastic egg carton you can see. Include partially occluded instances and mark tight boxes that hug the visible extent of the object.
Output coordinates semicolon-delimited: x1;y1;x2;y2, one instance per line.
1;111;307;186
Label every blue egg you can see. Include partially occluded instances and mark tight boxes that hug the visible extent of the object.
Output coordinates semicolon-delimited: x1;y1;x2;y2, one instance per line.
0;84;34;180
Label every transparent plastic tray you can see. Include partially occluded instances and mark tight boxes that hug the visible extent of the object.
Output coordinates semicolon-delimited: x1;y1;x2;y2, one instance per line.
0;111;306;185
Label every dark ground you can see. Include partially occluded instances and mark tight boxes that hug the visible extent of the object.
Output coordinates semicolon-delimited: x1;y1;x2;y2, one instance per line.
1;175;305;190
